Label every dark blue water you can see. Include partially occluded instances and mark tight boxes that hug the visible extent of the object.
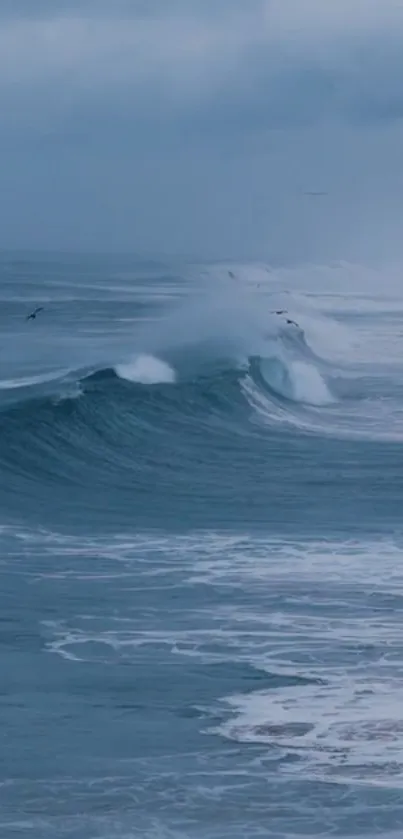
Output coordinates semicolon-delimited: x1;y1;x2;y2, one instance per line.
2;253;403;838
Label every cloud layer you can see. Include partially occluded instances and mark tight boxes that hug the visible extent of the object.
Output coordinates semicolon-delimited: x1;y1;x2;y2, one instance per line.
1;1;403;128
0;1;402;258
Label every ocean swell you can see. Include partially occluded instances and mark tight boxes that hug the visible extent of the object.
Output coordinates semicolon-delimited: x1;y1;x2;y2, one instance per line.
0;264;401;534
0;327;336;516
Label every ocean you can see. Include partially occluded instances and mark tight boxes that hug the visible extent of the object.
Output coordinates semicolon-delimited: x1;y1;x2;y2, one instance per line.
1;252;403;838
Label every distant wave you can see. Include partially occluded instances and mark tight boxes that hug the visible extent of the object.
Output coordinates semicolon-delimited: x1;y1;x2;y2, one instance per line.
0;369;73;391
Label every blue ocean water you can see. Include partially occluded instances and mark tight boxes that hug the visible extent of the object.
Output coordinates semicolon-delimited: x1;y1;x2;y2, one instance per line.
1;252;403;838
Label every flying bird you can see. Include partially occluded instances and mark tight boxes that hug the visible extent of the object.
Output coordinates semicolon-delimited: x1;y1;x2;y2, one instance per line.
271;309;300;327
26;306;44;321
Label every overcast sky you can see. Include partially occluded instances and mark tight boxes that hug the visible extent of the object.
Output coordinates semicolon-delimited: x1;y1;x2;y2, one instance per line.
1;0;403;261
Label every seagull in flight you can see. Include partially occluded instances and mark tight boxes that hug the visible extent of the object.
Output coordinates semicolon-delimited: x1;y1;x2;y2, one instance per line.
271;309;300;327
26;306;44;321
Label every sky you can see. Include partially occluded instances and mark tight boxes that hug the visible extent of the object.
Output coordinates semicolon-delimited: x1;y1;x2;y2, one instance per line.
1;0;403;261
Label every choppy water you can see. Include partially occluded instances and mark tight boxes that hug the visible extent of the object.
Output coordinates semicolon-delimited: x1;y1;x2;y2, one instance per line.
1;253;403;838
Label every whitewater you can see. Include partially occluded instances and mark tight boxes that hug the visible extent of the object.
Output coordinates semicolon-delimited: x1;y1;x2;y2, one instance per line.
1;252;403;838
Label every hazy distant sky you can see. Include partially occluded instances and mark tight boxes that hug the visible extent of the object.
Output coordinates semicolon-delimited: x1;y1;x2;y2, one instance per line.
1;0;403;261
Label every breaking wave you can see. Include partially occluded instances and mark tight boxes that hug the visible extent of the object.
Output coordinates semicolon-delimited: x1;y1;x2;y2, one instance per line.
0;269;401;530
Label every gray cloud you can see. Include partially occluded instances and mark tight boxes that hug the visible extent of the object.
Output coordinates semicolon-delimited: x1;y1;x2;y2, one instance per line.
0;1;402;127
0;1;402;258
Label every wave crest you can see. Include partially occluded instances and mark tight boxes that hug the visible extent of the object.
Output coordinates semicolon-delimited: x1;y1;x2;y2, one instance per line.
115;354;176;385
259;357;334;406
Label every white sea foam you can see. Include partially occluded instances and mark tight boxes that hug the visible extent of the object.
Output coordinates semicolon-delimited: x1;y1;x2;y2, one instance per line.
115;354;176;384
214;677;403;787
5;525;403;789
288;360;334;404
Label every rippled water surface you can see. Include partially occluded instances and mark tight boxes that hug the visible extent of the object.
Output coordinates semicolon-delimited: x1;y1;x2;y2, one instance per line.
1;254;403;838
